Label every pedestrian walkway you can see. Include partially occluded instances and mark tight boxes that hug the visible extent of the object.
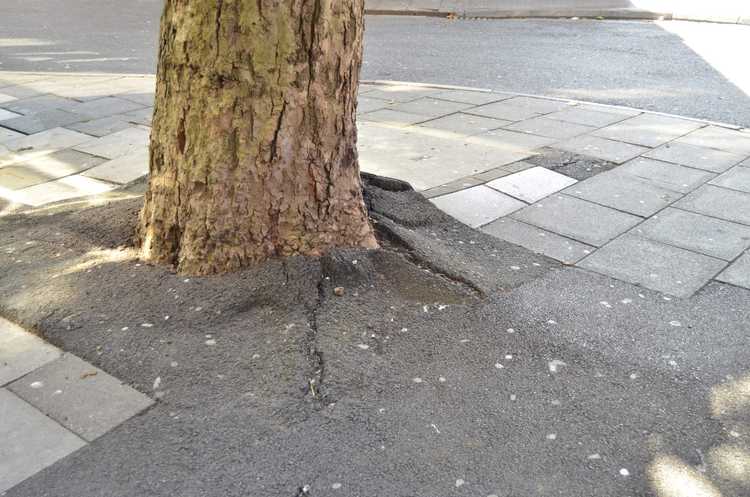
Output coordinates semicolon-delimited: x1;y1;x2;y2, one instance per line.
1;72;750;298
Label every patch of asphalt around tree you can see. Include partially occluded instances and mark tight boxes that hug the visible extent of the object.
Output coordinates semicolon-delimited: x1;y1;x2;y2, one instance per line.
1;177;749;496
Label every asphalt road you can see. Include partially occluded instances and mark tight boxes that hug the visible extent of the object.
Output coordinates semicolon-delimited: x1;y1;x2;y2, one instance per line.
1;1;750;125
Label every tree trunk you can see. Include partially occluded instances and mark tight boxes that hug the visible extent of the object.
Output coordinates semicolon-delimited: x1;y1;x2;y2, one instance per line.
137;0;377;275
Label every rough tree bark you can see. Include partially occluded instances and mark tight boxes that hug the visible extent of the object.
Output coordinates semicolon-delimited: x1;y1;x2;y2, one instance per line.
137;0;378;275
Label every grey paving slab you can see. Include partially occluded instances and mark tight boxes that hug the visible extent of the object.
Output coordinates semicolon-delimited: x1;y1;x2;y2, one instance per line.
9;354;154;442
12;175;116;207
66;115;133;137
0;318;60;386
417;112;510;136
420;177;484;199
0;108;23;121
470;165;514;183
740;157;750;167
500;160;536;173
511;194;641;246
0;84;46;100
574;103;642;117
82;149;149;184
481;217;594;264
358;108;427;126
643;142;745;173
709;166;750;194
390;97;475;117
0;108;88;134
362;87;440;103
3;127;92;154
0;93;17;104
118;91;156;107
356;96;392;114
68;97;145;119
0;127;24;145
0;388;86;493
563;170;682;217
1;94;81;115
499;96;574;114
430;185;525;228
543;107;632;128
20;149;107;178
431;89;508;105
674;185;750;226
467;128;557;151
464;100;542;122
592;114;704;148
676;126;750;155
716;252;750;290
503;116;595;140
486;166;576;203
578;234;727;297
73;126;150;160
632;208;750;261
616;157;715;194
554;135;648;164
0;165;54;190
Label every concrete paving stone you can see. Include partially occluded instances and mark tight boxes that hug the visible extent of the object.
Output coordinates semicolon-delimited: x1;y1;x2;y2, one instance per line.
616;157;715;194
0;84;47;100
500;160;536;173
121;107;154;126
430;185;526;228
543;107;632;128
420;177;484;199
503;116;596;140
574;103;642;117
643;141;745;173
73;126;151;160
554;135;648;163
499;96;574;114
464;100;543;121
12;174;116;207
0;165;54;190
0;127;24;145
68;96;145;119
0;93;18;104
66;115;133;137
740;157;750;167
578;234;727;297
470;165;514;183
9;353;154;442
431;89;509;105
357;96;392;114
358;108;428;126
511;194;641;246
481;217;594;264
564;170;681;217
0;108;23;121
358;84;376;94
118;91;156;107
676;126;750;155
675;185;750;226
0;109;89;134
487;166;577;203
709;166;750;194
593;114;704;148
82;148;149;184
4;127;92;154
0;388;86;493
468;128;557;151
20;148;107;178
389;97;475;117
33;77;129;102
1;94;81;115
361;86;440;103
417;112;510;136
716;251;750;290
0;318;61;386
632;207;750;261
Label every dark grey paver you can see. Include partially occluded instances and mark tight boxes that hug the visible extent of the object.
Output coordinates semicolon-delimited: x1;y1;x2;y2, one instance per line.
578;234;727;297
1;94;80;115
709;166;750;194
632;208;750;261
564;170;682;217
9;353;154;442
503;116;595;140
554;135;648;164
66;115;133;137
430;185;525;228
616;157;715;194
675;185;750;226
716;252;750;290
0;318;60;386
511;194;641;246
68;97;145;119
482;217;594;264
0;109;88;134
592;114;703;148
643;141;745;173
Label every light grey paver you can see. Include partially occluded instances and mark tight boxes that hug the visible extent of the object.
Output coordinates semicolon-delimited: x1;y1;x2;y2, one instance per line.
9;353;154;442
716;252;750;290
66;115;133;137
0;127;24;145
0;109;88;134
578;234;727;297
709;166;750;194
544;107;632;128
592;114;704;148
486;166;576;203
390;97;475;117
357;96;391;114
418;113;510;136
465;100;542;122
482;217;594;264
82;149;149;184
3;127;92;154
118;91;155;107
740;157;750;167
0;318;60;386
674;185;750;226
500;160;536;173
616;157;715;194
632;208;750;261
499;96;574;114
511;194;641;247
68;96;145;119
1;94;81;115
358;108;427;126
432;89;508;105
0;108;23;121
468;128;557;151
563;170;682;217
643;141;745;173
73;126;151;160
20;149;106;177
362;87;440;103
0;388;86;493
554;135;648;164
0;166;54;190
503;116;595;140
0;93;17;104
12;175;116;207
430;185;525;228
676;125;750;155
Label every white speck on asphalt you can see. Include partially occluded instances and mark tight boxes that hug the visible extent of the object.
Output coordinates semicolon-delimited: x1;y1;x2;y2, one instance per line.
510;394;517;401
619;468;630;476
507;328;515;333
630;373;638;379
170;361;178;367
332;483;342;490
588;453;601;460
153;377;161;390
455;479;465;488
30;381;43;389
600;301;612;308
505;354;513;360
669;320;682;327
510;265;520;270
621;298;633;304
439;376;446;382
431;423;441;434
205;339;216;346
413;377;423;383
121;327;129;331
547;319;557;325
141;323;153;328
548;359;567;373
495;362;504;369
551;399;561;406
546;433;557;440
357;344;370;350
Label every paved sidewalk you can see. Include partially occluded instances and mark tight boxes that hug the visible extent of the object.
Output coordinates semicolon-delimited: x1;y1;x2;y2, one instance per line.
0;316;152;493
1;73;750;299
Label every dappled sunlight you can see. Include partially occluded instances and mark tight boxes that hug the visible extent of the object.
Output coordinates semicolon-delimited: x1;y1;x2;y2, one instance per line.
649;455;723;497
709;445;750;485
53;247;137;278
711;374;750;418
